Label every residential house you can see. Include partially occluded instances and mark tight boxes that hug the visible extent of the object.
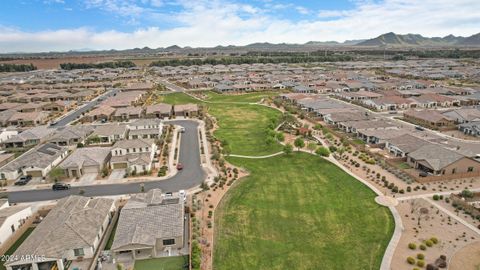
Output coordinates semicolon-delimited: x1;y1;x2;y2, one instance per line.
0;128;18;143
459;121;480;137
82;106;116;123
127;119;163;140
48;125;94;147
0;154;15;168
2;126;55;149
7;112;49;127
110;138;157;173
403;110;455;130
113;106;143;121
4;196;115;270
0;203;32;246
407;144;480;176
111;189;184;259
59;147;111;178
90;124;128;145
174;104;199;117
145;103;172;119
385;134;431;157
0;143;68;180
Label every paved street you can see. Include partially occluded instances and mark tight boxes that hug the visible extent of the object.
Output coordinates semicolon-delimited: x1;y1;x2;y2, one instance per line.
7;120;206;203
159;79;186;92
50;88;119;127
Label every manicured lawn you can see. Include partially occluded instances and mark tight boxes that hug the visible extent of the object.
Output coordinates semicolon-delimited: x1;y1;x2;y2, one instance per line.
159;92;283;156
205;91;278;103
134;256;188;270
0;227;35;270
214;153;394;270
161;93;200;104
209;104;283;156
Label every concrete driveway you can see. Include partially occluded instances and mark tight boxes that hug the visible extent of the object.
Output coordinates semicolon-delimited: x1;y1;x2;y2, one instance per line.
78;173;98;184
108;169;126;181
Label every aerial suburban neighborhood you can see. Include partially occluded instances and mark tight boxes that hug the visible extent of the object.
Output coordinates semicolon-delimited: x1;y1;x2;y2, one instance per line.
1;1;480;270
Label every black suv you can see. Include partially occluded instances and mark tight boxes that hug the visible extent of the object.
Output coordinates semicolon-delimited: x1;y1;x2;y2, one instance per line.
52;183;71;191
14;175;32;186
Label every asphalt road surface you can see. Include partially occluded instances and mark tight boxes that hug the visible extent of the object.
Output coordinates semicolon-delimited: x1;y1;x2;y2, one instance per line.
50;89;119;127
8;120;206;203
159;80;186;92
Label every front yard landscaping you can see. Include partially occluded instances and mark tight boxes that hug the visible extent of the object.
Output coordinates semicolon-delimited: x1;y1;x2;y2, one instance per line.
214;153;394;270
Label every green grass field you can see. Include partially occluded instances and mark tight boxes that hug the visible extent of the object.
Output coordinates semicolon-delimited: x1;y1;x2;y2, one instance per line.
205;91;278;103
134;256;188;270
0;227;35;270
161;93;200;104
160;92;283;156
209;104;283;156
214;153;394;270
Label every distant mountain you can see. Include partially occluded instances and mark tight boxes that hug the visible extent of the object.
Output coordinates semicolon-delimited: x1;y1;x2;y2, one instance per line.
356;32;480;46
462;33;480;46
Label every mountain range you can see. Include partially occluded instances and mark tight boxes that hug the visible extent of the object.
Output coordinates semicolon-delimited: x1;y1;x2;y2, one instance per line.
356;32;480;46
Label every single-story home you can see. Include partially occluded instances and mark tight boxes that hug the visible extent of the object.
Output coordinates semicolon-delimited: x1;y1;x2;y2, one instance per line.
173;104;199;117
0;143;68;180
111;189;184;259
4;196;115;270
59;147;112;178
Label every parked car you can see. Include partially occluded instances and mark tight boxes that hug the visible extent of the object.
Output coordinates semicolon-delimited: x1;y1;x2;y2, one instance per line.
14;175;32;186
52;183;71;191
180;127;186;133
176;163;184;170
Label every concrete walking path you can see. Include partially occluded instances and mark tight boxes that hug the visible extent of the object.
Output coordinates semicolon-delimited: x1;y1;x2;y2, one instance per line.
228;152;284;159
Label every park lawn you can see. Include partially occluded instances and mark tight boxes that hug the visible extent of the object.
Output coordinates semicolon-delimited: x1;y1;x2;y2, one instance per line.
161;93;200;105
159;92;283;156
205;91;278;103
134;256;188;270
0;227;35;270
214;152;394;270
208;104;283;156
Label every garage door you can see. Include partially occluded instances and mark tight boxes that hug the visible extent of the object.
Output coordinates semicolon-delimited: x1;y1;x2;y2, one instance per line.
26;170;43;178
112;163;128;169
83;165;100;174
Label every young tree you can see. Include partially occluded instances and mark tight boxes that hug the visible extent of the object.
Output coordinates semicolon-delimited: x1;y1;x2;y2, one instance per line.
307;142;317;153
294;137;305;150
315;146;330;157
276;132;285;142
283;143;293;155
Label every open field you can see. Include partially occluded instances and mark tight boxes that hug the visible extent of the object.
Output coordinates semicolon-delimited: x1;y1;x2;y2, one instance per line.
0;227;35;270
134;256;188;270
214;153;394;270
204;91;278;103
208;104;283;156
160;92;283;156
161;93;200;104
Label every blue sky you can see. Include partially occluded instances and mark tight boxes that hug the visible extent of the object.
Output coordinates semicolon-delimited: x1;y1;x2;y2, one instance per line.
0;0;479;52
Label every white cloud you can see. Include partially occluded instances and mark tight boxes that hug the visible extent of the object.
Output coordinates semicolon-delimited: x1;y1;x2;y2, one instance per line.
2;0;480;52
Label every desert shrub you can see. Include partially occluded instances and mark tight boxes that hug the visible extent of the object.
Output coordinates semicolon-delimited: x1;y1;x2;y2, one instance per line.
417;253;425;260
417;260;425;267
407;257;416;265
430;237;438;244
425;240;433;247
420;244;427;250
408;243;417;250
433;194;439;200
